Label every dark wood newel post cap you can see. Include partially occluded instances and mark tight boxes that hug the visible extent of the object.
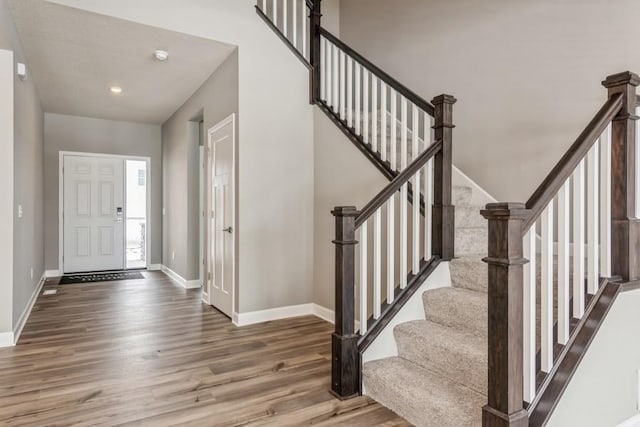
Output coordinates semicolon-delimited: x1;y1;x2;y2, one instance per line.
431;94;457;105
480;202;529;220
602;71;640;88
332;206;358;217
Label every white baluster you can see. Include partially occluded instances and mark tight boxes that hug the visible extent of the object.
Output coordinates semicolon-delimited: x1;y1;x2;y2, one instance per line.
262;0;266;12
292;0;297;49
273;0;278;27
332;45;339;113
363;71;369;144
326;42;332;106
523;227;537;403
400;184;408;289
412;104;419;160
587;141;599;294
360;221;368;335
355;64;361;135
381;83;388;162
412;105;420;273
412;175;421;273
541;202;553;373
558;179;570;345
373;208;382;319
283;0;287;38
390;89;397;171
320;38;326;101
637;106;640;217
600;124;612;277
401;97;408;169
424;112;433;260
573;160;586;319
387;195;395;304
302;0;307;59
347;57;353;128
372;76;378;153
339;51;346;120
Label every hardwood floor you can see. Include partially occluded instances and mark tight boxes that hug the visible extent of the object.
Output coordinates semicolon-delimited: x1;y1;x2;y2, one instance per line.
0;271;410;426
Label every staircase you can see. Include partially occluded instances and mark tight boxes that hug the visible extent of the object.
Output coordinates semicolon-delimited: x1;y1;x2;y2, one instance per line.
256;2;640;426
364;185;487;427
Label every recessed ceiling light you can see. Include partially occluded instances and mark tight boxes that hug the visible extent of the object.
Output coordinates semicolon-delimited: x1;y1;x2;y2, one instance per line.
154;50;169;61
110;86;122;94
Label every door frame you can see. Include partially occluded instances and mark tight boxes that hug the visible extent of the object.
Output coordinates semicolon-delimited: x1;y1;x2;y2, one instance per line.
59;151;152;274
205;113;236;316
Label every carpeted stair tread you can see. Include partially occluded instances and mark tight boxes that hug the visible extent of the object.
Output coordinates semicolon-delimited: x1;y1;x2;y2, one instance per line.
455;205;485;229
395;320;487;394
363;357;484;427
423;287;487;337
454;227;488;257
450;257;487;293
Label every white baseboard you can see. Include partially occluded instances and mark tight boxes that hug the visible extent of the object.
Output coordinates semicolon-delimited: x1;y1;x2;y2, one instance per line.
13;273;46;344
161;265;202;290
148;264;162;271
233;303;335;327
0;332;14;348
45;269;61;278
311;303;335;324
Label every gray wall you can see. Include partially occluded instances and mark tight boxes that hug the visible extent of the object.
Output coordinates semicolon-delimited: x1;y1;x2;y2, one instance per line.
0;0;45;334
548;289;640;426
313;109;387;310
44;113;162;270
339;0;640;201
161;50;238;285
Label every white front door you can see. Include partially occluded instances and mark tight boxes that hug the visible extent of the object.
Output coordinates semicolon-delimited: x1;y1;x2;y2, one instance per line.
207;115;235;318
63;155;125;273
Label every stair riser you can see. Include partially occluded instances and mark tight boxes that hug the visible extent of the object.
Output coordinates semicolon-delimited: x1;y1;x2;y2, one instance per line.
455;207;485;229
450;259;487;293
423;291;487;337
395;328;487;395
455;228;487;257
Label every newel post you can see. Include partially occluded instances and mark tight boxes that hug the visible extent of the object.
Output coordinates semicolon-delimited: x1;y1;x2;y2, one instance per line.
481;203;530;427
602;71;640;282
432;94;456;260
309;0;322;104
331;206;360;399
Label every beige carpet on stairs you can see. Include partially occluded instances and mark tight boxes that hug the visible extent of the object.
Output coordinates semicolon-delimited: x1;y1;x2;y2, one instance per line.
363;184;488;427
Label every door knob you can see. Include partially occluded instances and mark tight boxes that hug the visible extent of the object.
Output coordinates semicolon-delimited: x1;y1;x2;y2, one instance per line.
222;227;233;234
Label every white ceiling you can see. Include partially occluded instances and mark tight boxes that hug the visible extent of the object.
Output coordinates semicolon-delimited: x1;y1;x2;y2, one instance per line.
9;0;236;124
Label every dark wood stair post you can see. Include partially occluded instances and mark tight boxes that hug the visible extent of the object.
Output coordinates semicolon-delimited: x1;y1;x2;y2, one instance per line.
481;203;530;427
331;206;360;399
309;0;322;104
602;71;640;281
432;94;456;260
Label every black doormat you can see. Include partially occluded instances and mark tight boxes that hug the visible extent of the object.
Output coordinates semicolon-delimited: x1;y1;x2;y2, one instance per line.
59;271;144;285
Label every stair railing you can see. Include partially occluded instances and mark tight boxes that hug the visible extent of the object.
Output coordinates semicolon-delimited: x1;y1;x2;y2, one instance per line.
256;0;313;65
319;29;436;176
331;95;455;399
481;71;640;427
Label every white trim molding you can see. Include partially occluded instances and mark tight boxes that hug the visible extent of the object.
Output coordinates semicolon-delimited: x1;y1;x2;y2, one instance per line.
148;264;162;271
13;273;46;344
45;269;61;278
0;332;14;348
161;265;202;290
233;303;335;327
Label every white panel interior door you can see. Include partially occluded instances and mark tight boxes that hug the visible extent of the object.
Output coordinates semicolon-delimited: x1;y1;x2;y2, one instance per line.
63;155;125;273
207;116;235;318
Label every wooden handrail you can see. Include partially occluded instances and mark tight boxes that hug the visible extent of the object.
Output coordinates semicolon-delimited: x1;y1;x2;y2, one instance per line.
320;28;435;117
355;140;442;228
523;93;623;230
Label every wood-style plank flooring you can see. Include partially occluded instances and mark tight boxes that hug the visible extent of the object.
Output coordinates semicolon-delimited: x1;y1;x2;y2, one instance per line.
0;271;410;426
